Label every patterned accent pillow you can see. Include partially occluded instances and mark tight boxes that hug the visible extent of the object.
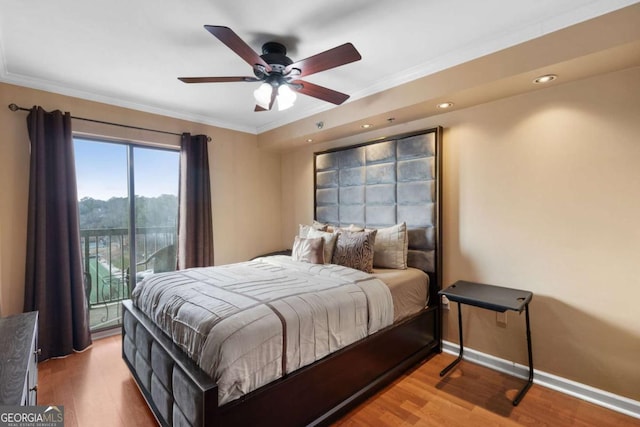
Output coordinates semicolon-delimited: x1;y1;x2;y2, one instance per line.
332;229;378;273
373;222;408;269
292;236;325;264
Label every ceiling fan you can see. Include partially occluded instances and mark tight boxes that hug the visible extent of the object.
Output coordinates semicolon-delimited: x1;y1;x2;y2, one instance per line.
178;26;362;112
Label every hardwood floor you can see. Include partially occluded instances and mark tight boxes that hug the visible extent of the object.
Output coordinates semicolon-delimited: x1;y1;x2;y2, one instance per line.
38;335;639;426
38;335;155;427
336;355;639;427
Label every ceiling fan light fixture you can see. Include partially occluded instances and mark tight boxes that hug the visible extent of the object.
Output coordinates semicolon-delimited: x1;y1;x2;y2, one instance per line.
277;84;297;111
254;83;273;109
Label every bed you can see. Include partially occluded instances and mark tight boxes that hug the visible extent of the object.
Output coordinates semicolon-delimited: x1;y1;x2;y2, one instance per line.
121;127;443;426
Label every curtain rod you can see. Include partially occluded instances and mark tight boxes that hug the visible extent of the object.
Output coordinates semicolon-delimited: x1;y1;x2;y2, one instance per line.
8;103;211;142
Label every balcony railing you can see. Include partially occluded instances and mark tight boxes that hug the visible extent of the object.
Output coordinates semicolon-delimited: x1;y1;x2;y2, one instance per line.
80;226;176;332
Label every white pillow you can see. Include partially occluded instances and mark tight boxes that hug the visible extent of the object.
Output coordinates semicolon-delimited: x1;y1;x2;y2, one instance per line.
300;228;338;264
312;220;329;231
298;222;328;237
298;224;314;237
373;222;408;269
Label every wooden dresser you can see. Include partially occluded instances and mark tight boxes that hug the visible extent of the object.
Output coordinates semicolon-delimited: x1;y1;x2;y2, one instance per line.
0;311;39;405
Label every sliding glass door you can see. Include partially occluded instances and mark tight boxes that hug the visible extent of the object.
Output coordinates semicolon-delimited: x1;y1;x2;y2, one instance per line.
74;138;179;332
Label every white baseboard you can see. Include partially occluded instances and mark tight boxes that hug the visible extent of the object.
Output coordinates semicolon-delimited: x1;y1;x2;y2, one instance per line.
442;340;640;419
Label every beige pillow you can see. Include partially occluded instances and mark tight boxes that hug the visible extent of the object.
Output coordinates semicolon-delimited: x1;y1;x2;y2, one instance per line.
373;222;408;269
332;229;377;273
309;221;338;233
299;227;338;264
299;222;328;237
291;236;325;264
340;224;365;232
312;220;329;231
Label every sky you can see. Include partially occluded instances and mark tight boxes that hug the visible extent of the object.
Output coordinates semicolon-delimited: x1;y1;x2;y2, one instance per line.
74;138;179;200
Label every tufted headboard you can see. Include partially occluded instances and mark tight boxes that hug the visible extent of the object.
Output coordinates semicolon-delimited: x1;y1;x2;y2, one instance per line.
314;127;443;296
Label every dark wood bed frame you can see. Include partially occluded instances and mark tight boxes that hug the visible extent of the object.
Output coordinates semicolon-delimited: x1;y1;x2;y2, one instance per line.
122;127;443;426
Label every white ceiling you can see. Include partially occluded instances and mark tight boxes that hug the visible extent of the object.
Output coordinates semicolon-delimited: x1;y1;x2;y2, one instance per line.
0;0;637;134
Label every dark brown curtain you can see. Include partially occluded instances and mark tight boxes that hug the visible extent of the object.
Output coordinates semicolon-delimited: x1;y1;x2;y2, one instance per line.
24;106;91;360
177;133;214;269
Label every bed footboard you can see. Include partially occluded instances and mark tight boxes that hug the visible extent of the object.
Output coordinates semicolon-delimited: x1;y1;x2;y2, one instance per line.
122;300;217;427
122;299;439;427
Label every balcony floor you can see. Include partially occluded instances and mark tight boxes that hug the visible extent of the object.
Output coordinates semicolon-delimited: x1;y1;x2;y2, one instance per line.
89;301;123;331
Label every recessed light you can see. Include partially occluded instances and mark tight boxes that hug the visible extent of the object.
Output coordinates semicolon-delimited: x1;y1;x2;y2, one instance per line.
437;102;454;109
533;74;557;84
361;124;373;129
306;138;313;143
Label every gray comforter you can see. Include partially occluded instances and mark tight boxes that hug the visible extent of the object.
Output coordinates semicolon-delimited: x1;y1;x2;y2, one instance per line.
131;256;394;405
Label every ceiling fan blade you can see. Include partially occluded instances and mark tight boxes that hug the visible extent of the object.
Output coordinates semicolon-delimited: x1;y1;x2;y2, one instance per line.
286;43;361;78
294;80;350;105
178;76;260;83
253;92;276;112
204;25;271;72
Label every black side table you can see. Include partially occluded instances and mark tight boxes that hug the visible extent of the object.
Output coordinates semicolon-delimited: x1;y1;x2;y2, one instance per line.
439;280;534;406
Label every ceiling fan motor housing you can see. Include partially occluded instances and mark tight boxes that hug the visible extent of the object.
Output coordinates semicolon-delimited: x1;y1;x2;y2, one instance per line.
259;42;293;74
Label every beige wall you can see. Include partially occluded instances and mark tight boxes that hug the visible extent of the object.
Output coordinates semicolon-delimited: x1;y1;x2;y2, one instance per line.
2;64;638;402
280;66;640;401
0;82;283;316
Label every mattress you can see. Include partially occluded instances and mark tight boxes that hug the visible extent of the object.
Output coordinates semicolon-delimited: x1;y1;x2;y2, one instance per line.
372;267;429;322
131;255;394;405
